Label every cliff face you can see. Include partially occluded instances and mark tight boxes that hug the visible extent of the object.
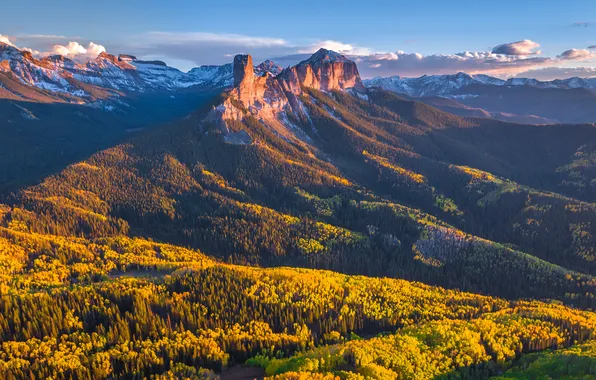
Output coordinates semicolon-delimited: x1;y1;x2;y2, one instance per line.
233;54;286;109
233;55;253;87
280;49;365;94
231;48;364;109
209;49;365;145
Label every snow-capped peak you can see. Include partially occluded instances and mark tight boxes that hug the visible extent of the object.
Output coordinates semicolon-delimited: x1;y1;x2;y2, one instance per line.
255;60;283;76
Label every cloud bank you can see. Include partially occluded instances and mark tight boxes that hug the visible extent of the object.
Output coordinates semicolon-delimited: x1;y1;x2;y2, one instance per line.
354;50;553;78
558;48;595;60
114;34;594;79
109;32;372;67
353;40;596;79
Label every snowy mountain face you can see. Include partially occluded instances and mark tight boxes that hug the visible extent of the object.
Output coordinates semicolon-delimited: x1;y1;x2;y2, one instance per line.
364;71;596;125
0;42;82;96
363;72;596;97
0;43;236;104
187;64;234;88
255;60;283;76
76;52;236;92
364;72;505;97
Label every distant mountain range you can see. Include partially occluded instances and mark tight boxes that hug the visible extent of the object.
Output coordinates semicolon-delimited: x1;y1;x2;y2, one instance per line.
363;72;596;97
364;72;596;124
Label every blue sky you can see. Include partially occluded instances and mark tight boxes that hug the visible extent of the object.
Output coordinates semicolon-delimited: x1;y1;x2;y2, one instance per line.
3;0;596;79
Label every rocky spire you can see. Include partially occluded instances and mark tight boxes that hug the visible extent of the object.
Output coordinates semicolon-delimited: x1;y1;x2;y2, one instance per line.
233;54;257;104
233;54;254;87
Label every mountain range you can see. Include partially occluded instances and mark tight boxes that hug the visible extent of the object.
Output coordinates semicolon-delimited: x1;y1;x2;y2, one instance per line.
364;72;596;97
0;41;594;104
0;41;291;105
364;72;596;124
4;40;596;127
1;45;596;379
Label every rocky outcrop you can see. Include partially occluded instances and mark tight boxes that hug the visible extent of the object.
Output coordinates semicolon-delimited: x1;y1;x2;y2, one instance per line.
40;55;79;69
233;55;254;87
208;49;366;146
93;52;137;70
233;55;256;105
231;49;364;109
279;49;365;94
232;54;287;109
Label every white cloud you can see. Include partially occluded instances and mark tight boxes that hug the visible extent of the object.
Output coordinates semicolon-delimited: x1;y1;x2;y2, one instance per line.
364;52;399;61
52;41;88;56
491;40;541;56
109;31;291;67
21;47;40;55
117;33;559;77
109;32;373;68
86;42;106;56
298;40;371;56
17;34;70;41
145;32;287;47
46;41;106;61
0;34;15;47
558;48;595;60
350;40;596;79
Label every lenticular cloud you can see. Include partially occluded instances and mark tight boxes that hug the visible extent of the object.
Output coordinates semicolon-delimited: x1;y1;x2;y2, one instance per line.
491;40;541;56
558;48;595;61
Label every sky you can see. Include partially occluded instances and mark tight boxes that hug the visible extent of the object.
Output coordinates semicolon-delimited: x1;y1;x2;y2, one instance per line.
2;0;596;79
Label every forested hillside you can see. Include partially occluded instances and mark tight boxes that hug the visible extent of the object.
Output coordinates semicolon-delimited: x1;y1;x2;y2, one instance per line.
0;89;218;195
0;223;595;379
5;86;595;303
